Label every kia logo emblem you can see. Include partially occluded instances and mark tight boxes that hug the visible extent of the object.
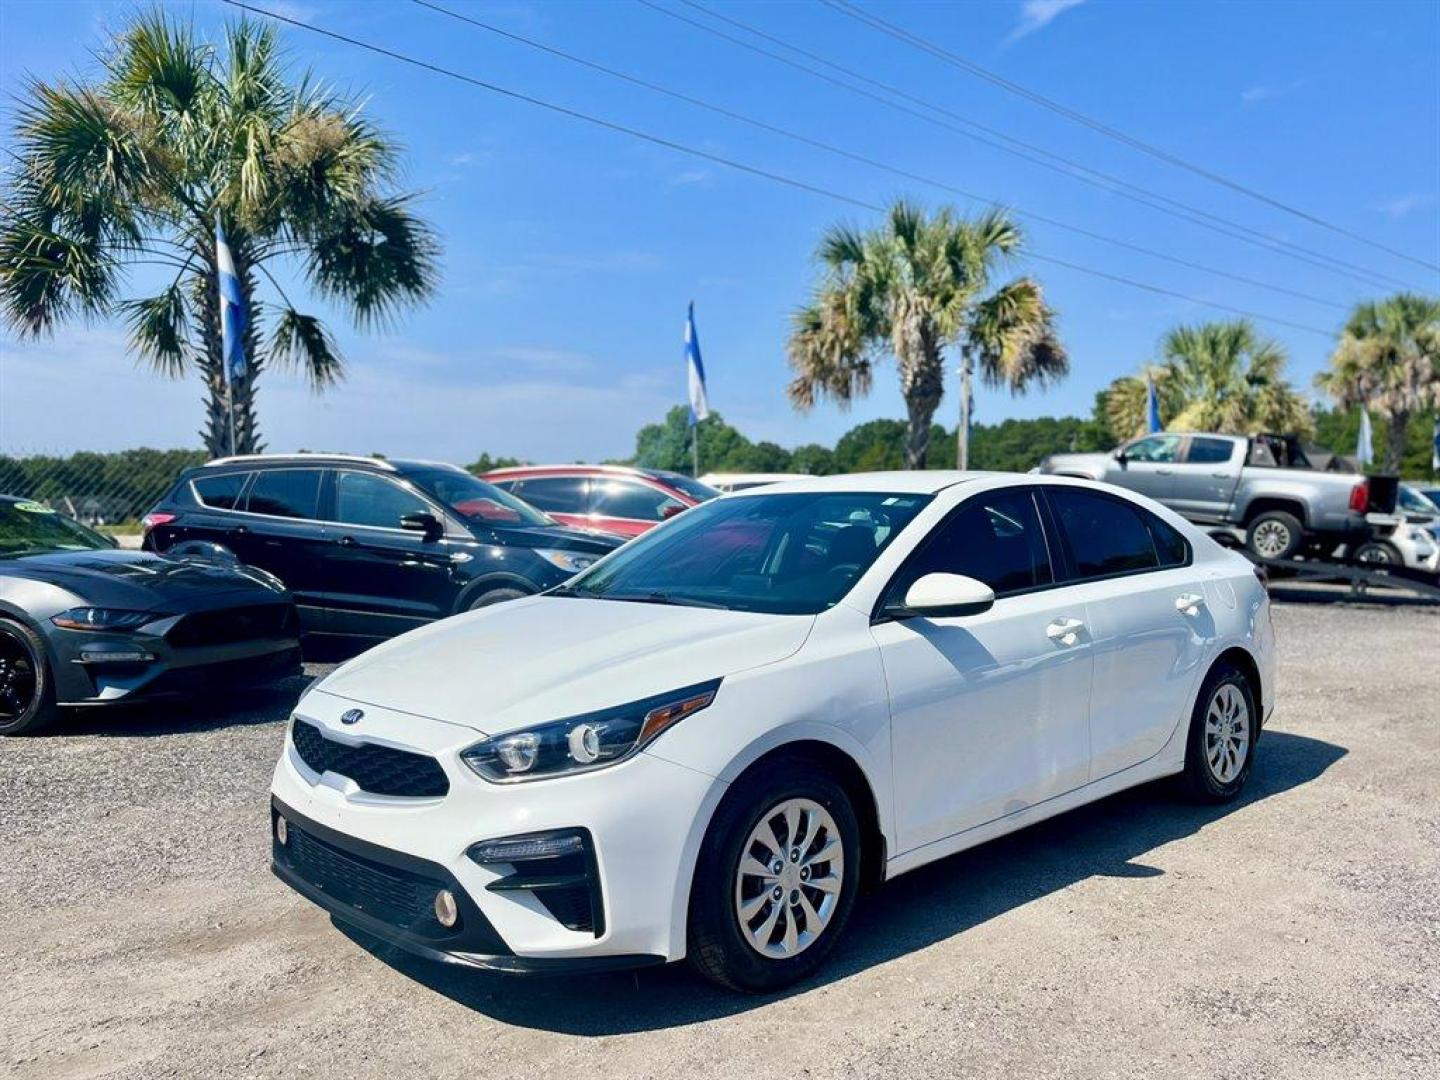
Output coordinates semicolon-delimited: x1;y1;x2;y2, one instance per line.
340;709;364;726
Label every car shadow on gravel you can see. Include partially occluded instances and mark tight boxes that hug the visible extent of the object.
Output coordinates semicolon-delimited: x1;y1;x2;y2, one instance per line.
342;728;1346;1034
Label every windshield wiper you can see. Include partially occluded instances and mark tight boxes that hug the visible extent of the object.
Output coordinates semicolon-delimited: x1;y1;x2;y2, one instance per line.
602;591;728;610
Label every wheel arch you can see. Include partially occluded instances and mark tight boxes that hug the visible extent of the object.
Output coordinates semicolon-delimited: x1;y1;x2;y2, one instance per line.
1242;496;1307;527
1212;645;1263;725
451;572;539;614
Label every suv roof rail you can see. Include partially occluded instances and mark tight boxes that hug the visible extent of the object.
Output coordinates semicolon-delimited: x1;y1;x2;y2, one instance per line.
202;453;397;471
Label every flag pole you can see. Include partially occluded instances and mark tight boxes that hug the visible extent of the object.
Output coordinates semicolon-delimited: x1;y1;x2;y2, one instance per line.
692;421;699;479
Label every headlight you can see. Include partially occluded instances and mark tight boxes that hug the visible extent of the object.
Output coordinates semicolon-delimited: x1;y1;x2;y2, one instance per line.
534;548;600;574
50;607;154;631
460;679;721;783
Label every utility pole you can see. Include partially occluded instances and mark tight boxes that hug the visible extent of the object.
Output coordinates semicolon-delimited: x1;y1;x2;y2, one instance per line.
956;351;973;471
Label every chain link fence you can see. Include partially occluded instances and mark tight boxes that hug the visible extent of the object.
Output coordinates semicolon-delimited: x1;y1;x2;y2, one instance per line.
0;449;208;531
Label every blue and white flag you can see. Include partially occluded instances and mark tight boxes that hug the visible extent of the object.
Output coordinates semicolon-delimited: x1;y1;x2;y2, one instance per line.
215;214;247;385
1356;408;1374;468
685;301;709;426
1145;374;1162;433
1432;416;1439;471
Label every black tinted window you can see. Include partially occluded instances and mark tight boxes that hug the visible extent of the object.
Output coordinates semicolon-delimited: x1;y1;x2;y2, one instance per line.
332;472;429;529
592;480;683;521
1148;514;1190;568
513;477;588;513
1050;488;1159;578
887;489;1052;602
245;469;322;519
191;472;248;509
1187;437;1235;464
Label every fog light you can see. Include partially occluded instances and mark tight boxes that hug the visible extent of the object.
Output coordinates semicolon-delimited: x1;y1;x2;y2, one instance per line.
434;888;459;928
79;648;156;664
468;832;586;864
275;816;288;846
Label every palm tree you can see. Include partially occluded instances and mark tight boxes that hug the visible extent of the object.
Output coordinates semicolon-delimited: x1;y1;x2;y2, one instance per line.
1106;320;1312;440
786;200;1065;469
0;10;439;455
1317;294;1440;471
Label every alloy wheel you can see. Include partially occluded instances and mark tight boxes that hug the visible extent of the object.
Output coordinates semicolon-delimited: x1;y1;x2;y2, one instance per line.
1252;520;1292;559
733;798;844;959
1205;683;1250;784
0;633;39;721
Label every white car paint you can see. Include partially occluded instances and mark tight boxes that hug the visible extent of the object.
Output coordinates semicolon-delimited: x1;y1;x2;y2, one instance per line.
269;472;1275;970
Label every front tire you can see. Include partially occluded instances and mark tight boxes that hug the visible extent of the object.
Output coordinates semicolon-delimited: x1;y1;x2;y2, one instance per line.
687;757;861;993
1353;540;1401;567
466;586;529;610
1180;661;1258;803
0;618;58;736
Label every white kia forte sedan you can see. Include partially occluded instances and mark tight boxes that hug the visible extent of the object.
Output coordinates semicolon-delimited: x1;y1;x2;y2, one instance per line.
270;473;1275;991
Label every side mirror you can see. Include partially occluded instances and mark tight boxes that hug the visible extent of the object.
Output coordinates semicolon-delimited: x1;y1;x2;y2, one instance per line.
659;502;686;520
400;511;443;540
1115;449;1128;468
892;573;995;619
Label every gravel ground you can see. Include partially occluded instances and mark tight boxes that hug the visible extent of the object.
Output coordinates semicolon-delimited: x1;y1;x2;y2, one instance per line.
2;597;1437;1079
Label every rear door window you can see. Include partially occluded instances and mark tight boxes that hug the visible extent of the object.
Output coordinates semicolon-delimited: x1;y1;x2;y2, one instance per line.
592;479;684;521
1048;488;1161;579
1186;437;1236;465
511;476;589;514
191;472;250;510
244;469;323;520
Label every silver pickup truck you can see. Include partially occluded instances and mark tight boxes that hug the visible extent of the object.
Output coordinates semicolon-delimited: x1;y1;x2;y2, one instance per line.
1039;432;1383;560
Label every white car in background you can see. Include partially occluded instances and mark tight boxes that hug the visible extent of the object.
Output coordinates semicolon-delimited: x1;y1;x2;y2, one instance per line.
1352;484;1440;575
269;473;1274;992
699;471;807;493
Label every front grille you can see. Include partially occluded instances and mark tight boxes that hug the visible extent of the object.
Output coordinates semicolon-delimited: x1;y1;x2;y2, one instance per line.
168;603;297;647
283;821;450;935
291;719;449;798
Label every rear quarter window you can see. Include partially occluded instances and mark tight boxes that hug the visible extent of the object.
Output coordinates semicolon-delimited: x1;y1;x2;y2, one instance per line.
190;472;250;510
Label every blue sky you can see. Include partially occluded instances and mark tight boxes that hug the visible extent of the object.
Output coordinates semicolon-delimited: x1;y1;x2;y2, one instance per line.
1;0;1437;462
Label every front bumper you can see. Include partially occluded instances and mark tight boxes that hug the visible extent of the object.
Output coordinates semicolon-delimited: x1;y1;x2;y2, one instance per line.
269;695;725;967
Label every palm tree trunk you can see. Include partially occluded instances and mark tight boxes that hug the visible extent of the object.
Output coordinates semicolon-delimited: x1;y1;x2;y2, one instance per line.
957;346;973;471
194;265;231;458
229;251;264;455
1383;409;1410;473
899;336;945;470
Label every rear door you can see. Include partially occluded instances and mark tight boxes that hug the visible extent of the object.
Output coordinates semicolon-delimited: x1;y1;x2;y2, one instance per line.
232;468;330;630
1171;436;1242;521
178;470;253;548
1042;486;1213;778
872;486;1093;852
320;470;462;638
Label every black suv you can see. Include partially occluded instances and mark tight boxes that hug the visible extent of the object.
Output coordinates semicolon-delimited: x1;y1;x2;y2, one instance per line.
143;455;621;640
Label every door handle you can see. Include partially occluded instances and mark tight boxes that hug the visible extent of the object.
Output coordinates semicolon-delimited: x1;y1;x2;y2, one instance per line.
227;525;248;537
1156;468;1174;475
1046;617;1085;646
335;535;357;548
1211;472;1230;479
1175;593;1205;616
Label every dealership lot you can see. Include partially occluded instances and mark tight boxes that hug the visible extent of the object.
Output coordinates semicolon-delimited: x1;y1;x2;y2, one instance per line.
3;598;1436;1080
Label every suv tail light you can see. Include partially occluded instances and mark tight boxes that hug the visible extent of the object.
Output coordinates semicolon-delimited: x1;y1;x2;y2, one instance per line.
141;512;177;532
1348;480;1370;514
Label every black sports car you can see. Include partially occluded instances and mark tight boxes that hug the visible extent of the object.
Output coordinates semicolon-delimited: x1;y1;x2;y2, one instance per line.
0;496;302;735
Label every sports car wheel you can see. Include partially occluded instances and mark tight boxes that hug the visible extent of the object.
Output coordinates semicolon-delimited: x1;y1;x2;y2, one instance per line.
0;618;57;736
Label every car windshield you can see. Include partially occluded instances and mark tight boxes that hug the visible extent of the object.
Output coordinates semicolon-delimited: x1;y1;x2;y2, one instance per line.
0;500;112;556
408;469;556;527
1398;485;1439;516
654;473;720;504
560;490;932;614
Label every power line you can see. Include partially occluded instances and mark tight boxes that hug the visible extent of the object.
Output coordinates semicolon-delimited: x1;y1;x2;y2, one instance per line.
822;0;1440;276
412;0;1346;312
652;0;1415;293
220;0;1335;339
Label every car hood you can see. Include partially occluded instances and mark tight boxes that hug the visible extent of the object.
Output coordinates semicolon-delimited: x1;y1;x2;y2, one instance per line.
0;548;284;609
1039;451;1110;478
314;596;815;736
474;522;622;553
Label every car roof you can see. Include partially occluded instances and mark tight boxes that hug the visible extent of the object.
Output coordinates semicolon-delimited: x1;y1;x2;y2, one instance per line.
730;471;997;496
199;454;466;474
485;464;674;483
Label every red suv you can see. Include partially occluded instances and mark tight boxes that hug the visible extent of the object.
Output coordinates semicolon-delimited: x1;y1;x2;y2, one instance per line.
483;465;718;539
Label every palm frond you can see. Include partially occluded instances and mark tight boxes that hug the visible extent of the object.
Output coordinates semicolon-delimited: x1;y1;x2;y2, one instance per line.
120;283;191;376
269;306;344;389
303;194;439;329
966;277;1067;393
104;8;211;122
786;292;874;411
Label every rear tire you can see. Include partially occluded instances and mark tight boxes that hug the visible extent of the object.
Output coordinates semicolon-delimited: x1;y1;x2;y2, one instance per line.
687;757;861;993
1180;660;1258;803
0;618;58;736
1245;511;1303;561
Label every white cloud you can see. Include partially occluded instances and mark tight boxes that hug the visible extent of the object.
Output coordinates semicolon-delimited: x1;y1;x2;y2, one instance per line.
668;169;714;188
1007;0;1087;43
1240;78;1305;105
1370;192;1434;219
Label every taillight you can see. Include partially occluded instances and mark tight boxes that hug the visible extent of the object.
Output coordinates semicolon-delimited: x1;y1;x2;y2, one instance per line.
141;512;177;532
1349;480;1369;514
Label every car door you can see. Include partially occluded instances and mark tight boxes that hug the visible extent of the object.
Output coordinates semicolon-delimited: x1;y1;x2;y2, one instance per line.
588;478;687;538
320;470;463;638
870;487;1094;854
500;476;592;532
1042;486;1214;778
180;470;253;548
231;467;330;630
1162;436;1243;521
1107;434;1186;506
